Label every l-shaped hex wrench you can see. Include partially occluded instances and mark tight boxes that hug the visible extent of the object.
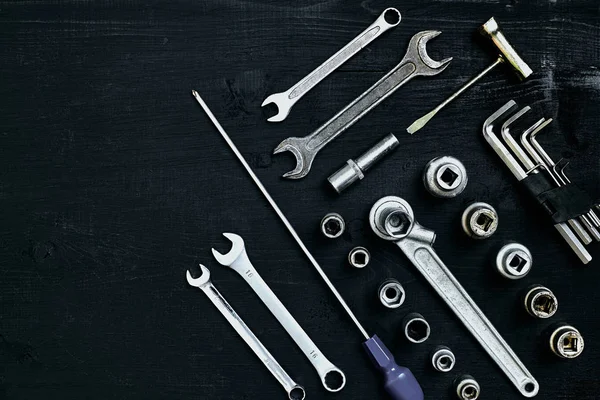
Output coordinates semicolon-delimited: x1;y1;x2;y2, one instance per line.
369;196;539;398
212;232;346;392
186;264;306;400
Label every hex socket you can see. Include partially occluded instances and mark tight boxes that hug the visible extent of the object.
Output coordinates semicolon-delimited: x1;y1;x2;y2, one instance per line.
401;313;430;343
328;133;399;193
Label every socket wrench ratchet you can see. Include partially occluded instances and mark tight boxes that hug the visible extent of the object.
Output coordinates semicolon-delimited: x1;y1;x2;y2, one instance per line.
369;196;539;397
274;30;452;179
262;8;401;122
186;264;305;400
212;233;346;392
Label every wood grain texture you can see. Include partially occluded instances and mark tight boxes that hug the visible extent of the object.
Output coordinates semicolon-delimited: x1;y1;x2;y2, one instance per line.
0;0;599;399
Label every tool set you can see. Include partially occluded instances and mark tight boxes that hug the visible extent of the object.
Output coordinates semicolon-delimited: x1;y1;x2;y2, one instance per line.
188;8;597;400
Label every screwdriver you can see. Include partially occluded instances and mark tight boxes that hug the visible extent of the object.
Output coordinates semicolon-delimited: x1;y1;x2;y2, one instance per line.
193;90;423;400
406;17;533;134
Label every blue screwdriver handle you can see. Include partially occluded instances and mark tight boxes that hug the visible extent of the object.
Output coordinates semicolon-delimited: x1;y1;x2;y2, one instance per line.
363;335;424;400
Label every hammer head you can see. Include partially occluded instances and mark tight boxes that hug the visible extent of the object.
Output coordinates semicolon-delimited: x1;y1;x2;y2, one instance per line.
480;17;533;80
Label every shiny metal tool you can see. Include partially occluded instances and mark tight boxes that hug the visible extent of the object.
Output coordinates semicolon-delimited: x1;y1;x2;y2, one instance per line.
455;375;480;400
431;346;455;373
212;233;346;392
274;30;452;179
378;279;405;308
548;324;584;359
401;313;430;344
496;242;532;280
193;91;424;400
407;17;533;134
328;133;399;193
348;246;370;268
483;100;599;264
523;285;558;319
369;196;539;397
461;202;499;239
261;8;401;122
422;156;468;198
320;212;345;239
186;264;306;400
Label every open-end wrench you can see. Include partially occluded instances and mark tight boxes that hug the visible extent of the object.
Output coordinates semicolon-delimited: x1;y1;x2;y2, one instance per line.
212;233;346;392
369;197;540;398
186;264;306;400
261;8;401;122
273;30;452;179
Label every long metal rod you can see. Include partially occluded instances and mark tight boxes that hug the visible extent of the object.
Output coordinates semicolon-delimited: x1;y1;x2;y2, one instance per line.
407;57;503;134
192;90;370;339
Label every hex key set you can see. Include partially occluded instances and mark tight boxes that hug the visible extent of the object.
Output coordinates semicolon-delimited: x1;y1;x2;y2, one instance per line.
186;8;598;400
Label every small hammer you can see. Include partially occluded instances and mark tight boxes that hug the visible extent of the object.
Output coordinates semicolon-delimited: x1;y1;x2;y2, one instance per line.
407;17;533;134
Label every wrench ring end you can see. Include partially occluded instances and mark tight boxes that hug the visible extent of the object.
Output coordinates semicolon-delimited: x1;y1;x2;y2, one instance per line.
321;367;346;392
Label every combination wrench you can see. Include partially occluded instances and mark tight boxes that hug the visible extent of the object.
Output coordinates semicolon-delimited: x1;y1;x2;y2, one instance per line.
212;233;346;392
261;8;401;122
273;30;452;179
186;264;306;400
369;196;539;398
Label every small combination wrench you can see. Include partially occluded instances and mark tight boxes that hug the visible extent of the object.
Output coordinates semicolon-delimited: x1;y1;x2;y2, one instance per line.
261;8;401;122
212;233;346;392
186;264;306;400
273;30;452;179
369;197;539;398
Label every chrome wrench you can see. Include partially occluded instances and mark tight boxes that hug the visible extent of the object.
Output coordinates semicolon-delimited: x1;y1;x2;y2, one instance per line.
369;196;539;398
273;30;452;179
186;264;305;400
261;8;401;122
212;233;346;392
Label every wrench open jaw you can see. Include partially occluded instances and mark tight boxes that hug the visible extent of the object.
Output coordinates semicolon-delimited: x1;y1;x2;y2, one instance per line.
211;232;247;266
273;30;452;180
186;264;211;288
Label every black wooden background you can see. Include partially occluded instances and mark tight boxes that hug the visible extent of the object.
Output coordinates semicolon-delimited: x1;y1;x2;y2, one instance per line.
1;1;599;399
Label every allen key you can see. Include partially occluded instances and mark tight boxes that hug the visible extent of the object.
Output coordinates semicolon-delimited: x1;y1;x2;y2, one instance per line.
483;100;599;263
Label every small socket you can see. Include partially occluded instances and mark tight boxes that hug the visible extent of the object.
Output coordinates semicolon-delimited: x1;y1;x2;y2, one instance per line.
431;346;455;372
496;243;532;279
549;325;584;359
320;213;345;239
455;375;480;400
378;279;405;308
348;247;370;268
524;285;558;319
461;202;498;239
423;156;468;198
402;313;430;343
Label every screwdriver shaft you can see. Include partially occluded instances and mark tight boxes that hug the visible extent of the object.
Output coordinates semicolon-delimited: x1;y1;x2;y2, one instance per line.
192;90;370;340
407;57;503;134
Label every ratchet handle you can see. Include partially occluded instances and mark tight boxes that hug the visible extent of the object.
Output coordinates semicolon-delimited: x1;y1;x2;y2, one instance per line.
363;335;424;400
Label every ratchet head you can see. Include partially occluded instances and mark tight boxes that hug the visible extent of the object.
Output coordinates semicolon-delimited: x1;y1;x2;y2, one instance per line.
261;92;293;123
211;232;246;266
273;136;314;179
186;264;211;288
407;30;453;76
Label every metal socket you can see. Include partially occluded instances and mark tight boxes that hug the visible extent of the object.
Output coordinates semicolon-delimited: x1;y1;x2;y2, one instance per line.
401;313;430;343
431;346;455;372
549;325;584;359
423;156;468;198
455;375;480;400
524;285;558;319
328;133;399;193
320;213;345;239
461;202;498;239
348;247;370;268
378;279;405;308
496;243;532;279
